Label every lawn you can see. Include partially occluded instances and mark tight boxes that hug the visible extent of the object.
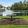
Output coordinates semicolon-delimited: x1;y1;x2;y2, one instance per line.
0;16;28;21
0;16;11;18
13;16;28;21
0;25;28;28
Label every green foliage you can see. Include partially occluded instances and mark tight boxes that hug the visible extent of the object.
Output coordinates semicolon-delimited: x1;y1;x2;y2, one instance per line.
0;4;3;8
10;1;28;12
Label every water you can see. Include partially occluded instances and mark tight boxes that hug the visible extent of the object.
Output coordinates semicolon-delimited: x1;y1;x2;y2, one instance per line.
2;10;14;16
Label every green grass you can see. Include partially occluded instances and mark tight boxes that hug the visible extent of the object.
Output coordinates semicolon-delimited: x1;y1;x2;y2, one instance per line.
0;25;28;28
13;16;28;21
0;16;28;21
19;16;28;21
0;16;11;18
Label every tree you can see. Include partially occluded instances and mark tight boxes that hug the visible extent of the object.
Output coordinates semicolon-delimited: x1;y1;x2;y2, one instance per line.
18;1;22;10
10;3;19;12
10;1;23;12
10;1;28;12
0;4;3;8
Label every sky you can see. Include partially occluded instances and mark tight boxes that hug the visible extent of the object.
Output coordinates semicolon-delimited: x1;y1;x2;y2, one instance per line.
0;0;24;7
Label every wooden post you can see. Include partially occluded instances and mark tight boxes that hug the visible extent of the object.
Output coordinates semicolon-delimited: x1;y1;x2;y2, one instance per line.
11;15;12;18
10;15;12;21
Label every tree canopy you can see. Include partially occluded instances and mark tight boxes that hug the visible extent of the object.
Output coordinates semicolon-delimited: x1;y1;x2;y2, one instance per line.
0;4;3;8
10;1;28;12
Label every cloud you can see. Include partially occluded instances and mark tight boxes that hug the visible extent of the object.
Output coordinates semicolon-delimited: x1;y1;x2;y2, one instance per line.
0;0;24;7
2;3;13;7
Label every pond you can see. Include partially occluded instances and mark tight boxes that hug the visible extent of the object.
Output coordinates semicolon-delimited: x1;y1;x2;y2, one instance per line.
2;10;14;16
